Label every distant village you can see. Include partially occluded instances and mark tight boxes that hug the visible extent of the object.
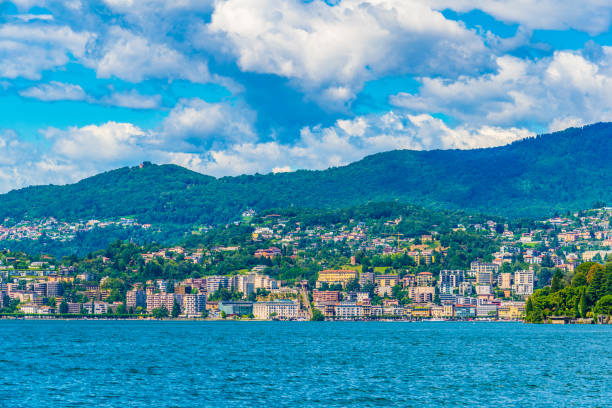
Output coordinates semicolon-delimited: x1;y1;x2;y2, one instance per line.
0;217;151;242
0;206;610;321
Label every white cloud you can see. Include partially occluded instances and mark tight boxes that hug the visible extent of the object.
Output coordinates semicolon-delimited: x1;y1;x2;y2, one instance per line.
0;23;93;80
169;112;531;177
208;0;489;108
391;49;612;132
94;26;211;83
19;81;86;101
427;0;612;35
102;90;162;109
161;98;257;147
44;122;151;163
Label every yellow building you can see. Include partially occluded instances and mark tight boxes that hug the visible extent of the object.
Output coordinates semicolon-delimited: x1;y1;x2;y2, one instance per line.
410;306;432;319
316;269;358;288
498;301;526;320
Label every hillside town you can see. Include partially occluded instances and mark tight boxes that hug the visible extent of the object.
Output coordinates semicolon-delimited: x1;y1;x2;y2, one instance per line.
0;206;610;322
0;217;151;242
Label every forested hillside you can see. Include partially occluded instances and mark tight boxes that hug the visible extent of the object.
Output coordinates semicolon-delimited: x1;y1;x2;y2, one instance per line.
0;123;610;226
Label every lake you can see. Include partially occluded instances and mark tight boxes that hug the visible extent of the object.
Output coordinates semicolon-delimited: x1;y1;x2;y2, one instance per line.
0;321;611;407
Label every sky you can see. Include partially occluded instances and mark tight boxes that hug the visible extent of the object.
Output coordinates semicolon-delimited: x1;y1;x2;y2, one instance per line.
1;0;612;192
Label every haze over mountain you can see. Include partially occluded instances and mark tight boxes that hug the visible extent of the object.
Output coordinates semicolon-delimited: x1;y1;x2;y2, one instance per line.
0;123;610;226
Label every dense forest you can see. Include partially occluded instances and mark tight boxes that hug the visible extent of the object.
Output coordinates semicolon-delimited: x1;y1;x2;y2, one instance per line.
526;261;612;322
0;123;609;229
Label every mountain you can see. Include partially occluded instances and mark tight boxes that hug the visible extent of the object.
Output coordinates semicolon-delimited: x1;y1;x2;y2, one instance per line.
0;123;610;226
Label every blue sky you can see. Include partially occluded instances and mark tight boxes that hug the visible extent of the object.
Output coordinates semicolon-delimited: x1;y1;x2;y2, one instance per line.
1;0;612;192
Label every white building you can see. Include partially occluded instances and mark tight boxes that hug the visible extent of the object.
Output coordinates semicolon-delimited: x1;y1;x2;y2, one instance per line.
182;294;207;316
513;269;534;295
253;300;299;320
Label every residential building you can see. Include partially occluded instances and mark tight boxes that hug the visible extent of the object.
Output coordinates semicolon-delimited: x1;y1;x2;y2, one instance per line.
477;303;498;318
182;294;207;316
334;302;369;319
126;289;146;309
253;300;299;319
46;281;63;297
407;286;435;303
146;293;176;313
206;276;229;294
498;301;526;320
83;302;109;314
439;270;464;294
513;269;534;295
358;272;374;286
470;261;499;284
416;272;434;286
313;290;341;304
500;273;513;290
317;269;358;288
375;274;399;296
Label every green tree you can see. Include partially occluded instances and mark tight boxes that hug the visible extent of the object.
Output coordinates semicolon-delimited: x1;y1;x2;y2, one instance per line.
571;272;587;287
579;289;588;318
171;298;181;318
594;295;612;316
59;300;69;314
550;270;564;292
152;305;169;318
311;308;325;321
116;303;127;315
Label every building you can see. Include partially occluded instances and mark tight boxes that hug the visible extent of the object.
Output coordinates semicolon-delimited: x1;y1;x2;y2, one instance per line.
334;302;369;319
455;304;476;319
317;269;358;288
375;274;399;296
470;261;499;284
182;294;207;316
46;281;63;297
358;272;374;286
126;289;146;309
410;305;432;319
513;270;534;295
231;275;255;296
477;303;498;318
313;290;341;304
146;293;177;313
408;286;435;303
401;274;416;288
218;301;253;316
253;300;299;320
206;276;229;294
500;272;513;290
439;270;464;294
67;302;81;314
33;282;47;298
83;302;109;314
498;301;526;320
416;272;434;286
254;247;282;259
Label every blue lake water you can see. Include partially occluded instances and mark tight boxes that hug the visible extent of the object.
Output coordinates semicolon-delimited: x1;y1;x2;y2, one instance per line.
0;321;611;407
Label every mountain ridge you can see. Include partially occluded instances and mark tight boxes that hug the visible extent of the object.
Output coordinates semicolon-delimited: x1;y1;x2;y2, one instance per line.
1;122;610;224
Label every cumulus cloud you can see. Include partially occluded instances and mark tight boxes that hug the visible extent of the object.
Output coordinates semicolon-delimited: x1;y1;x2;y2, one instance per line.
208;0;489;108
44;122;151;163
428;0;612;35
0;23;93;80
93;26;211;83
168;112;532;177
102;90;162;109
391;49;612;132
19;81;86;101
161;98;257;148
